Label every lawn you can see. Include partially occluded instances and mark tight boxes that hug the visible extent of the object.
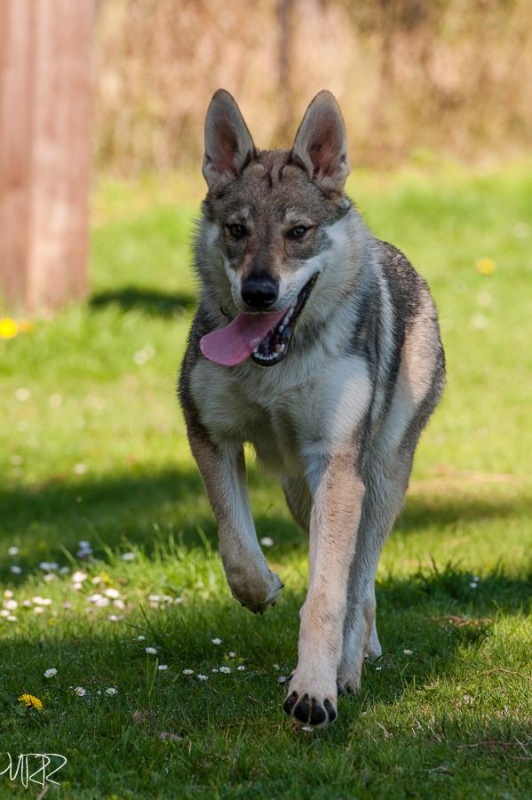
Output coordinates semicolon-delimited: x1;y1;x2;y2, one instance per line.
1;162;531;799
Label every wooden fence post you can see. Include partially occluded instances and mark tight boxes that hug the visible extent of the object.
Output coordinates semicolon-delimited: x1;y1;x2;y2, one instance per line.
0;0;95;314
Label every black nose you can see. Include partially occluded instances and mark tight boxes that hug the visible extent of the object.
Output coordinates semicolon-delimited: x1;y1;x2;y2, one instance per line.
241;275;279;310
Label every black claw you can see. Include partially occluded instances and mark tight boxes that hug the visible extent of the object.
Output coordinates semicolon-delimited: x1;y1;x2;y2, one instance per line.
324;698;337;723
338;682;355;696
293;693;311;724
309;698;327;726
283;691;298;715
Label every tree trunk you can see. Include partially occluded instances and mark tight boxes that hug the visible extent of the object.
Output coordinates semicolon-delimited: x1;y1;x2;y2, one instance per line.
0;0;95;314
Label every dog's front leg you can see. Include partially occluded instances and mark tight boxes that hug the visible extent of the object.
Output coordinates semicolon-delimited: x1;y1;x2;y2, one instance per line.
189;433;283;614
284;451;364;726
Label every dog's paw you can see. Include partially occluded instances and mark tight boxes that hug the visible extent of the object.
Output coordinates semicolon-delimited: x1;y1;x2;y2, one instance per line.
235;570;284;615
283;689;337;727
366;621;383;660
338;632;381;695
283;669;338;727
337;660;364;696
336;675;360;696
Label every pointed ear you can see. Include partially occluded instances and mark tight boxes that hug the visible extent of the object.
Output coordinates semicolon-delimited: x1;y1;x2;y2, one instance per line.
291;91;350;194
202;89;256;191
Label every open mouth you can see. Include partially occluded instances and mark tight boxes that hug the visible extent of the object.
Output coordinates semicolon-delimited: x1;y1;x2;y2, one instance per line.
199;273;319;368
251;273;319;366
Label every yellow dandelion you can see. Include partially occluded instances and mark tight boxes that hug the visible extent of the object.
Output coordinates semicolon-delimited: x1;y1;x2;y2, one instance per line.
476;258;496;276
18;693;44;712
0;318;19;339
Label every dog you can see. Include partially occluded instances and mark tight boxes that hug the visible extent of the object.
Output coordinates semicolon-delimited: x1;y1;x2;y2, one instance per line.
179;89;445;727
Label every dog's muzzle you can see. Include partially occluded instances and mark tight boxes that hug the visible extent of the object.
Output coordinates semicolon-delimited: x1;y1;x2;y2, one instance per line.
251;273;319;366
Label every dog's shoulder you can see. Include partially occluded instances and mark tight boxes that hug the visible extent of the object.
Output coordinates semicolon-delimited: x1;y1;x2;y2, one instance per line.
377;240;427;311
375;237;441;345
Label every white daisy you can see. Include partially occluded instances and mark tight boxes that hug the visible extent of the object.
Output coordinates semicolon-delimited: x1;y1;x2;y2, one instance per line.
44;668;58;678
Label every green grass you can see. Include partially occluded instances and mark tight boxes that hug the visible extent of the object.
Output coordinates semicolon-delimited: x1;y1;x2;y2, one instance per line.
1;162;531;799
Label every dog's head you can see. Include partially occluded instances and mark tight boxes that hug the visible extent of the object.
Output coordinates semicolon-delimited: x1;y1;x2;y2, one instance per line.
197;90;357;367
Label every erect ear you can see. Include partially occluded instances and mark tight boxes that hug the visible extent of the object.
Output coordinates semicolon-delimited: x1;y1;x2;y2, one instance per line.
202;89;256;191
291;91;350;194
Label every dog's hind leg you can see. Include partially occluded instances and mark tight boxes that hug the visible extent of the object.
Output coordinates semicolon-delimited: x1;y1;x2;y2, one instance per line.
282;476;311;532
188;431;283;614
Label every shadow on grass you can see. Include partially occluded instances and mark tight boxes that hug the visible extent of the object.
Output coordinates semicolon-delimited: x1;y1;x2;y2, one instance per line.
2;465;532;597
0;466;212;575
3;466;532;562
90;286;196;317
397;486;532;533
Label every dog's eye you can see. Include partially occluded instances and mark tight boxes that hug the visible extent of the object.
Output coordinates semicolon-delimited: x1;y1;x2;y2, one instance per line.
226;224;247;240
286;225;309;240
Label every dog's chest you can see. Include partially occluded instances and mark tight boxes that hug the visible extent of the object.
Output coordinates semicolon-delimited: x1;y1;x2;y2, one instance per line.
191;362;307;473
190;354;371;475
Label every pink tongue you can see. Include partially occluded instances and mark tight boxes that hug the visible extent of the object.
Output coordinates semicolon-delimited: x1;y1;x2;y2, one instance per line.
200;310;287;367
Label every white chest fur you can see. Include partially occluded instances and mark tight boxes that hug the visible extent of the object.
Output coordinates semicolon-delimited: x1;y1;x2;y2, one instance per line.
190;352;371;479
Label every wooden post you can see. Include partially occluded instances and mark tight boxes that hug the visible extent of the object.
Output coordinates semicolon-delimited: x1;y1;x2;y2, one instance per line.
0;0;94;314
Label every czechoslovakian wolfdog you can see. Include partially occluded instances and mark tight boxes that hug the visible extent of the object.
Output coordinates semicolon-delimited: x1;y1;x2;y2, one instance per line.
179;89;445;726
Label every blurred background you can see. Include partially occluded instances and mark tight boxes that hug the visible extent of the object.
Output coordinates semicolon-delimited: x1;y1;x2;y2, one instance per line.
2;0;531;313
94;0;532;176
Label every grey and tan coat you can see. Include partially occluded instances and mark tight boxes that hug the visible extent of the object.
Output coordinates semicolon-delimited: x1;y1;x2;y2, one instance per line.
179;89;445;727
